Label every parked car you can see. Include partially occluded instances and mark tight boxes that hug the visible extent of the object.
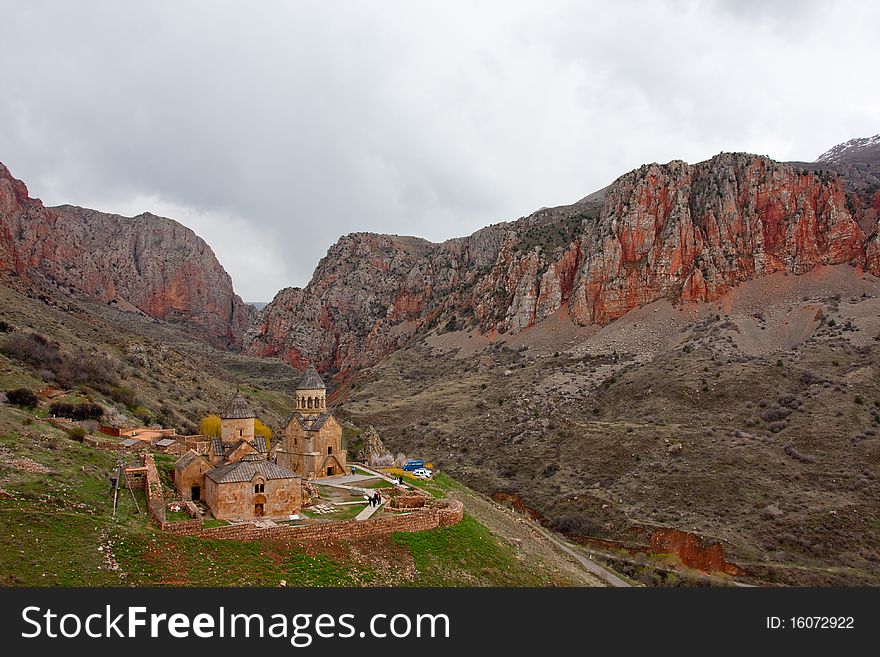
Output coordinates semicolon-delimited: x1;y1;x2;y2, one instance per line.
412;467;432;479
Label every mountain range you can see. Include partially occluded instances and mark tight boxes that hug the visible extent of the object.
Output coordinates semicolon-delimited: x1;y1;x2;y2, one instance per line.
4;135;878;375
3;136;880;584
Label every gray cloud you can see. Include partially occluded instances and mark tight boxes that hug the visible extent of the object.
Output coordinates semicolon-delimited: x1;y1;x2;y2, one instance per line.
0;0;876;300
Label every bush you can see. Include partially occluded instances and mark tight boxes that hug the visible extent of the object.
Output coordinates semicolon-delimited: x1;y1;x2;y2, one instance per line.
105;385;137;408
0;332;122;388
777;393;796;406
6;388;38;408
1;332;63;371
549;512;601;537
254;418;272;441
64;426;86;441
199;415;221;438
49;401;104;421
761;405;791;422
784;442;816;463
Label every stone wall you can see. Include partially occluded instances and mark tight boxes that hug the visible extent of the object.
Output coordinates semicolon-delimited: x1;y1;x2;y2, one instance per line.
221;417;254;444
84;435;148;452
390;494;427;509
174;456;212;500
436;499;464;527
279;414;347;478
204;474;302;520
142;453;166;524
163;498;464;542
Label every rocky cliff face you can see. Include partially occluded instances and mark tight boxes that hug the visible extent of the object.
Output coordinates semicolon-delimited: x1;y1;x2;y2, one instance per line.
0;162;253;346
252;151;880;373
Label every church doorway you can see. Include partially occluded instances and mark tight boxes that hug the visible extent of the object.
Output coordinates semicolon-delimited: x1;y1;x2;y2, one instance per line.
254;503;264;516
190;485;200;500
327;466;334;476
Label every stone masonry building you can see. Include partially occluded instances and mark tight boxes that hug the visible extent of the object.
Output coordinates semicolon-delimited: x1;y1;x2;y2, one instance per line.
174;391;301;520
275;366;347;478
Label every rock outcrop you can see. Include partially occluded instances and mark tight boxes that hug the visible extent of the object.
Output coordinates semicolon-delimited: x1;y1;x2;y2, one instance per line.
252;151;880;372
359;425;393;465
0;162;253;346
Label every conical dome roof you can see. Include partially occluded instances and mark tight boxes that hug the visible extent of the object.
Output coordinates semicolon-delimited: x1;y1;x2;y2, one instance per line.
221;391;256;419
296;365;326;391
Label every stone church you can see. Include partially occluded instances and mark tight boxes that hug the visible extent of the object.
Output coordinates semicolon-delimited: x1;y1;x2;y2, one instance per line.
174;391;302;520
274;365;347;478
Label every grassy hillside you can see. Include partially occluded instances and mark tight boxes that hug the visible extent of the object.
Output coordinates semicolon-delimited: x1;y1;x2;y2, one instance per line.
0;401;591;586
0;284;602;587
0;284;296;435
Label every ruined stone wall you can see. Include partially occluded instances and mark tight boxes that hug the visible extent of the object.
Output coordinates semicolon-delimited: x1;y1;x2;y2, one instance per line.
143;453;166;524
390;495;427;509
436;499;464;527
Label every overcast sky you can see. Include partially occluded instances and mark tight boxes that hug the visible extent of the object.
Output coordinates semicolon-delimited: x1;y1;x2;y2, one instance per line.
1;1;877;300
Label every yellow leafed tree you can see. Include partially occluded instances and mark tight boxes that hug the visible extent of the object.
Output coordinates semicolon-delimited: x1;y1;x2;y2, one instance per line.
199;414;221;438
254;418;272;441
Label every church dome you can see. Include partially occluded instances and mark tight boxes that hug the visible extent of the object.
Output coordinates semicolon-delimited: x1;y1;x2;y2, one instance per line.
221;391;256;419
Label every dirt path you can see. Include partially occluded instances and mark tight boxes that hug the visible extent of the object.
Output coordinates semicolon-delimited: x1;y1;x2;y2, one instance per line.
446;484;627;587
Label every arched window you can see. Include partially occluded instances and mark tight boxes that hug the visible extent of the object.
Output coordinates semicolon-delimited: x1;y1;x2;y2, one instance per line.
307;397;313;409
328;446;333;455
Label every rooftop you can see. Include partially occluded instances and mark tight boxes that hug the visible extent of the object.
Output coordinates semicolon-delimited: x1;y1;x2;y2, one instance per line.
296;365;326;391
205;459;299;484
285;412;332;431
221;391;256;419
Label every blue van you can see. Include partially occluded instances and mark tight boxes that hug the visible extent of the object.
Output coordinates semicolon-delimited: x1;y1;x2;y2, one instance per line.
403;459;425;472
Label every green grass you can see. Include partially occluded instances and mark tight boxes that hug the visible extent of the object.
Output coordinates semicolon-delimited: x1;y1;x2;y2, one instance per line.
359;478;394;489
405;472;456;499
203;519;229;528
391;514;548;586
302;503;367;521
0;398;560;588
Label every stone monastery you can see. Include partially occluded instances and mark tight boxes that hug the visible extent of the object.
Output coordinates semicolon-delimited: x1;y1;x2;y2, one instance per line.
173;366;346;520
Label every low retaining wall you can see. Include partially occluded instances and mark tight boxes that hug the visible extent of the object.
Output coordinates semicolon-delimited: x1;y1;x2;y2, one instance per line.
436;499;464;527
164;498;465;542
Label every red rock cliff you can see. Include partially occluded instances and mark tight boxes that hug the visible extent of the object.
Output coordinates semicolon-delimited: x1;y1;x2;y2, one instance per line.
0;162;253;346
251;153;877;372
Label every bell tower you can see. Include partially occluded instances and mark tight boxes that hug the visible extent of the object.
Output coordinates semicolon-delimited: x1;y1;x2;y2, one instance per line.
294;365;326;416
